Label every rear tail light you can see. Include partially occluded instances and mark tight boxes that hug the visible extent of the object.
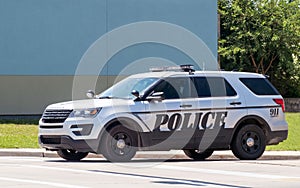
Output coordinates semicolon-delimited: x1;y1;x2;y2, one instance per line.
273;98;285;112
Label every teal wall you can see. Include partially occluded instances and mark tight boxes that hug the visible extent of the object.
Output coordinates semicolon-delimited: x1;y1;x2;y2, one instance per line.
0;0;106;75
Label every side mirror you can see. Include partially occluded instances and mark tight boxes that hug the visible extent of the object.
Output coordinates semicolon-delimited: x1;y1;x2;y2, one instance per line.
131;90;140;97
86;90;95;99
131;90;141;101
146;92;164;101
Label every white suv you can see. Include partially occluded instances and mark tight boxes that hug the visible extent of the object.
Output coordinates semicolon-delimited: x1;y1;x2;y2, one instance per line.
39;65;288;162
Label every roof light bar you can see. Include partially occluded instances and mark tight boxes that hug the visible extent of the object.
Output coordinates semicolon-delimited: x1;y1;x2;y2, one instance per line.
150;64;195;73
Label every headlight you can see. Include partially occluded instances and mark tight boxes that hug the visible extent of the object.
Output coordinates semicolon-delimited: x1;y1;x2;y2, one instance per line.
69;108;101;118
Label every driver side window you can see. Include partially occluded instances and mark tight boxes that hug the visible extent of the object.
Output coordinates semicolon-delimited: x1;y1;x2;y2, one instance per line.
153;77;191;99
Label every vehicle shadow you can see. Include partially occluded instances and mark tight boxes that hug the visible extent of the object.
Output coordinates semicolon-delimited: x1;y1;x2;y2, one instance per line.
44;154;300;163
45;157;239;163
86;169;250;188
38;160;250;188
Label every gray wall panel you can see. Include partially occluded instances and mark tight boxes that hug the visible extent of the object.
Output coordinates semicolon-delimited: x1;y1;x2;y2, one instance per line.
0;75;121;115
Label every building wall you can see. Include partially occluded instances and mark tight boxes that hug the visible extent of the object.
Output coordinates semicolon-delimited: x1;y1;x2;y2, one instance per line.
0;0;218;115
0;75;121;115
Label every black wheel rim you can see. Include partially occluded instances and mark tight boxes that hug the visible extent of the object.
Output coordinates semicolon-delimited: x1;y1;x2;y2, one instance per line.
111;132;133;156
241;131;261;154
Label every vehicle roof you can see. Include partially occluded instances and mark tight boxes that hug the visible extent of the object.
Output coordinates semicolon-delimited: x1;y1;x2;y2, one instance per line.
129;70;265;79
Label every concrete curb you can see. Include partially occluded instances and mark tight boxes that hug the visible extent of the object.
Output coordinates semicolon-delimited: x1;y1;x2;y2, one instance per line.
1;149;300;160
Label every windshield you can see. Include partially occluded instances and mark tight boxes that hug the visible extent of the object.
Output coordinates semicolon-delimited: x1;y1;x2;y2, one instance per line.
98;77;159;99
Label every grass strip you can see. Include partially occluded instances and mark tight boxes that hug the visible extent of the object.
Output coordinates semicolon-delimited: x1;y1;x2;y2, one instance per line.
267;113;300;151
0;124;39;148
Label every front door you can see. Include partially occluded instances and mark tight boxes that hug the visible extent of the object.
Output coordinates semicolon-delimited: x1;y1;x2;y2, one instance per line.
140;76;198;150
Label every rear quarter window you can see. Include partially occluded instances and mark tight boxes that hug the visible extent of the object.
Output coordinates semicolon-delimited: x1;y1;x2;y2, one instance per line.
240;78;280;95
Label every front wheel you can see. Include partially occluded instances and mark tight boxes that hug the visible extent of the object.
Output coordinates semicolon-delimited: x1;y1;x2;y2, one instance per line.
57;149;88;161
231;124;266;160
100;125;138;162
183;149;214;160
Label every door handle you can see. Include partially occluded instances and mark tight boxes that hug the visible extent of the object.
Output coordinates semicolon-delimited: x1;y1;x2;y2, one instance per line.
180;104;192;108
230;101;242;105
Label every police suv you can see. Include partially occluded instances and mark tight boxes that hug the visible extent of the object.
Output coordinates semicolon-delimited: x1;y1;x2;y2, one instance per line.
39;65;288;162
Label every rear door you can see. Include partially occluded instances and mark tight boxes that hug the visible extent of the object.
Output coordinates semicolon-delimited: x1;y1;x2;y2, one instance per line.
191;76;247;150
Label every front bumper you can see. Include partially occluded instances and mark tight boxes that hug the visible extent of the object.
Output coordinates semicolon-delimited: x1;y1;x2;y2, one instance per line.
39;135;99;153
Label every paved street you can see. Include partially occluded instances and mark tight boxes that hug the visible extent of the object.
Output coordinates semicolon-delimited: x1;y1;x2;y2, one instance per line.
0;156;300;188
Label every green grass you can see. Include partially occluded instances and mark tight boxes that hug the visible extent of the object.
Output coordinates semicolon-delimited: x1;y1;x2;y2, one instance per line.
267;113;300;151
0;124;39;148
0;119;39;125
0;113;299;149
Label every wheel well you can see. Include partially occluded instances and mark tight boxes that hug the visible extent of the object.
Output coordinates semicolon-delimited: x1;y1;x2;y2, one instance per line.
103;117;143;132
98;117;143;151
230;116;271;145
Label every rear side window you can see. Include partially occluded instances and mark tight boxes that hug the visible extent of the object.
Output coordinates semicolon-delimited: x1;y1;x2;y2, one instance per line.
240;78;280;95
193;77;237;97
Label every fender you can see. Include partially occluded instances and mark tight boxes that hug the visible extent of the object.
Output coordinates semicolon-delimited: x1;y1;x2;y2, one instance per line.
102;117;144;132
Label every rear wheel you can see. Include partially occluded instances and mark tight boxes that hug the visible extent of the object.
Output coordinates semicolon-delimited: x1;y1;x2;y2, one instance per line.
183;149;214;160
100;125;138;162
57;149;88;161
231;124;266;160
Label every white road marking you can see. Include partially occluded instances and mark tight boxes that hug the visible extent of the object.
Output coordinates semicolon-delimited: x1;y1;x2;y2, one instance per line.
10;164;240;188
0;177;88;188
156;165;300;179
0;156;44;161
1;157;299;186
1;157;299;180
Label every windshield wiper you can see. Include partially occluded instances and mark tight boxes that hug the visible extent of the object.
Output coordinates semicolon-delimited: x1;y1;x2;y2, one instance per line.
98;96;131;100
98;96;112;99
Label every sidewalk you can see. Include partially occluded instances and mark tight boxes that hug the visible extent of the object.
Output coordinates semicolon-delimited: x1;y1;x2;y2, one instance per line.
0;149;300;160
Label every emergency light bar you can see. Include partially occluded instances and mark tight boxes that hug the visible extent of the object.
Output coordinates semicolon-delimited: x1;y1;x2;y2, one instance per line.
150;64;195;73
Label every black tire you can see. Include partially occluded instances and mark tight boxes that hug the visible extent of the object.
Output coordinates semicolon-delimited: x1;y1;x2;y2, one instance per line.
57;149;88;161
100;125;138;162
231;124;266;160
183;149;214;160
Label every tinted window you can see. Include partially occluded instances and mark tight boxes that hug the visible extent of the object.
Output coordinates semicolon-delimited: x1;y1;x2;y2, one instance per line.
240;78;280;95
193;77;237;97
153;77;191;99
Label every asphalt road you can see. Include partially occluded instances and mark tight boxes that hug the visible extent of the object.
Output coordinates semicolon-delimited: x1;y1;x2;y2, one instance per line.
0;156;300;188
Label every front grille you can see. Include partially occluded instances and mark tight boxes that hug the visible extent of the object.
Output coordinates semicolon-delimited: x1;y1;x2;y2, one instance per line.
42;109;72;123
40;136;61;144
40;125;63;129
